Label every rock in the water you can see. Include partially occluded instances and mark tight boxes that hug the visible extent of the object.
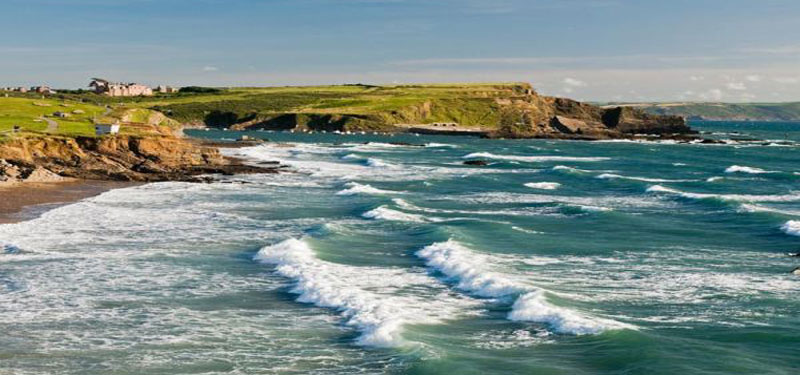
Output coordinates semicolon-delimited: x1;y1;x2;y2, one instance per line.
464;160;489;166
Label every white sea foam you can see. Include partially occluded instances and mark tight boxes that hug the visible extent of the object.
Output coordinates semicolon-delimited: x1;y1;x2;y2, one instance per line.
647;185;800;203
447;192;664;210
725;165;775;174
425;142;456;148
365;158;394;168
254;238;407;346
254;238;473;347
524;182;561;190
416;240;632;335
782;221;800;236
362;206;428;223
336;182;402;196
738;204;800;216
464;152;610;163
706;176;724;182
596;173;695;183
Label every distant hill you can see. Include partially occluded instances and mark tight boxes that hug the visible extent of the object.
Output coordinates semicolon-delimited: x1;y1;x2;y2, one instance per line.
601;102;800;121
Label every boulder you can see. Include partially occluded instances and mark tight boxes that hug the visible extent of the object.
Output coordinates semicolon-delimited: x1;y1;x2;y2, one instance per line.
464;160;489;166
602;106;690;134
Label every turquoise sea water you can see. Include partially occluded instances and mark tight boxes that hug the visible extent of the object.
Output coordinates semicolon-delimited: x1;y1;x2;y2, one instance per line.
1;121;799;374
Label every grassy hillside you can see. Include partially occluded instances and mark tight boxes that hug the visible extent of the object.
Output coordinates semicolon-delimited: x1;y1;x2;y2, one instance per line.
613;102;800;121
0;97;178;140
29;83;535;131
0;97;106;137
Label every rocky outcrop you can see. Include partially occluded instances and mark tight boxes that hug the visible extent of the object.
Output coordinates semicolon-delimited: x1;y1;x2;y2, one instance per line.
601;106;690;134
0;135;277;183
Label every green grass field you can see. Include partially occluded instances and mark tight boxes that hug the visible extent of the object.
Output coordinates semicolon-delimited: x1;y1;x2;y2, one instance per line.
5;83;532;132
0;97;107;137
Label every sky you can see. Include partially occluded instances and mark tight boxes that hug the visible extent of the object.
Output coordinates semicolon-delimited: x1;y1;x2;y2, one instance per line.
1;0;799;102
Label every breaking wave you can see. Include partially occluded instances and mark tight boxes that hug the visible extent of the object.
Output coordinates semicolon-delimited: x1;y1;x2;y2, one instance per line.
254;238;456;347
725;165;776;174
524;182;561;190
647;185;800;203
416;240;632;335
782;221;800;237
336;182;402;196
463;152;610;163
596;173;695;183
362;206;428;222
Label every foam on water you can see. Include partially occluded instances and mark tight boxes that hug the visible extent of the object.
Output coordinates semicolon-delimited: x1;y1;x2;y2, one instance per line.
365;158;395;168
738;204;800;216
336;182;403;196
464;152;610;163
647;185;800;202
524;182;561;190
725;165;776;174
782;221;800;236
254;238;473;347
362;206;429;223
415;240;632;335
596;173;696;183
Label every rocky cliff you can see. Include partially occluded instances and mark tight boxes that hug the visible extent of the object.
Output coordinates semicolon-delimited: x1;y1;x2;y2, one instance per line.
0;134;274;184
166;83;692;140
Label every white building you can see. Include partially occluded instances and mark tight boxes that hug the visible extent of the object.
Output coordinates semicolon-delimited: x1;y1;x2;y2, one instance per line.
95;123;120;135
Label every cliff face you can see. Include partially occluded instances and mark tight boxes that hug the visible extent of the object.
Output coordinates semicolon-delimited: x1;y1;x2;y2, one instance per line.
148;83;692;139
489;95;692;139
0;135;273;183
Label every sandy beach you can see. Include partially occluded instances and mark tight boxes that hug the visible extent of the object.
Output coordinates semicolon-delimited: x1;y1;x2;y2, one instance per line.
0;180;138;224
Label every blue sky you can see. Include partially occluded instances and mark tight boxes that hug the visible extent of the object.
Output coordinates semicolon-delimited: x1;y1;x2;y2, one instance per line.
1;0;799;101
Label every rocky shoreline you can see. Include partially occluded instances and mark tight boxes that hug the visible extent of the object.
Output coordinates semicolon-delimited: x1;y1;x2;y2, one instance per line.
0;135;279;186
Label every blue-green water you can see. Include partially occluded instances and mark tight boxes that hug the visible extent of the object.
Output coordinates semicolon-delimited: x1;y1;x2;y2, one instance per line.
1;121;799;374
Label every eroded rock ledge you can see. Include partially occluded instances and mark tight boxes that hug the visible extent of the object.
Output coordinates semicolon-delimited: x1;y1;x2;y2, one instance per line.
0;135;277;184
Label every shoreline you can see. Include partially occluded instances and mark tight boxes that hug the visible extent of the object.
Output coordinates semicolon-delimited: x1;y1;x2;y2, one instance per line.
0;179;139;224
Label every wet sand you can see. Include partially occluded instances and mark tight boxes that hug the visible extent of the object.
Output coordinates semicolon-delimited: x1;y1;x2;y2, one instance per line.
0;180;138;224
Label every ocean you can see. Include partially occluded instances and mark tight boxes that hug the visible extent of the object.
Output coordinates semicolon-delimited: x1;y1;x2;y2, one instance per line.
1;121;799;374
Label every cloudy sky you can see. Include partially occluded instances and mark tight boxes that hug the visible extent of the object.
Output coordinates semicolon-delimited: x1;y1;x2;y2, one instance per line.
1;0;799;102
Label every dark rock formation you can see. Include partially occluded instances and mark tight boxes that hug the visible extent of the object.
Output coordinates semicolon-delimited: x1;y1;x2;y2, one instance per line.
463;160;490;166
0;135;279;183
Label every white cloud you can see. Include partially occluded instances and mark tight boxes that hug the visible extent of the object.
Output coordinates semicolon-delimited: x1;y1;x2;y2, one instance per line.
689;75;704;81
773;77;799;84
745;75;761;82
725;81;747;91
698;88;724;101
563;77;587;87
202;66;219;72
562;87;574;94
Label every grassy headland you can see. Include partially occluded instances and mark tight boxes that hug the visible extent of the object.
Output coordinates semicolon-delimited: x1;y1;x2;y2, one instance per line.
611;102;800;121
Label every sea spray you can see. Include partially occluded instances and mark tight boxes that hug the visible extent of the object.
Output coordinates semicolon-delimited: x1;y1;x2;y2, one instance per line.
464;152;610;163
524;182;561;190
647;185;800;202
725;165;775;174
336;182;402;196
416;240;632;335
782;221;800;237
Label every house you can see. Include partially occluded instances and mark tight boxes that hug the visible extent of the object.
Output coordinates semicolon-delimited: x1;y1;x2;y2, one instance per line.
156;85;178;93
95;123;120;135
31;86;56;94
89;78;153;97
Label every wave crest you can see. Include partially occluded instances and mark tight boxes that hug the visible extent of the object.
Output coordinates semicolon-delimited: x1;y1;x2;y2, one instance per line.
464;152;610;163
782;221;800;237
416;240;632;335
